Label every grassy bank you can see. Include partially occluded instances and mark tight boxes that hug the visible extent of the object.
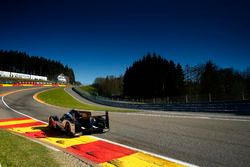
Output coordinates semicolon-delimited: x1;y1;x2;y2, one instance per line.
80;85;98;96
37;87;136;112
0;129;59;167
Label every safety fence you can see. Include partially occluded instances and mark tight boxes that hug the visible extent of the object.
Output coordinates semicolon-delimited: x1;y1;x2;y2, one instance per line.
0;83;67;87
73;87;250;113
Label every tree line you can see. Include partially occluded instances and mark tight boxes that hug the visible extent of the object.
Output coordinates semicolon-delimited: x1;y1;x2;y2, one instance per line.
0;50;75;83
93;53;250;102
93;76;123;97
186;61;250;101
123;53;184;98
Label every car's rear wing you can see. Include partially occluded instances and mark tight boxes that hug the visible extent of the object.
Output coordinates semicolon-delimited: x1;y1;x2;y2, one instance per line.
91;111;109;130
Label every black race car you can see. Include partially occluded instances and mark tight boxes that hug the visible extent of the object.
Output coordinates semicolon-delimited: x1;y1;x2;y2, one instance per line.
48;109;109;136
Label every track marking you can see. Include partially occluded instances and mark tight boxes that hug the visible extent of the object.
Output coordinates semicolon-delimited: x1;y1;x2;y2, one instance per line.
67;140;136;163
65;87;250;122
0;87;42;97
91;136;197;167
12;130;60;152
102;152;184;167
0;119;37;126
0;117;59;152
33;88;73;110
33;90;51;105
27;136;60;152
10;125;47;133
2;96;47;124
64;87;87;104
0;117;30;122
111;112;250;122
1;89;198;167
64;87;136;111
0;84;67;87
39;136;97;148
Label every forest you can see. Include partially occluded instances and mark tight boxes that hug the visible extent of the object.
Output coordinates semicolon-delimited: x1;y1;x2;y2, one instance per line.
123;54;184;98
93;53;250;102
0;50;75;83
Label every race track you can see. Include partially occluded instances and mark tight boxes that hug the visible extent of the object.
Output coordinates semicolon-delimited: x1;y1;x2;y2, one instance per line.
1;87;250;167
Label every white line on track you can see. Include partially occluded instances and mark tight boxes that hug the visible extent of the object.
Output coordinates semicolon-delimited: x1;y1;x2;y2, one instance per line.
64;87;122;109
1;96;47;124
1;96;59;152
1;91;198;166
64;88;86;104
65;88;250;122
91;135;198;167
111;112;250;122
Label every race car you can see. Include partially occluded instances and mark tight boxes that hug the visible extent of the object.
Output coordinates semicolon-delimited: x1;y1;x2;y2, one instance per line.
48;109;109;136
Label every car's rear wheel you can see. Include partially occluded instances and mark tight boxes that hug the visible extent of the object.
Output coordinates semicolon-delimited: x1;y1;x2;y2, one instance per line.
48;117;54;128
65;123;73;136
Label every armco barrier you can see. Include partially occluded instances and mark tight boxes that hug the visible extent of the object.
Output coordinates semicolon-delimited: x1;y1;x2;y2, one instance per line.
72;87;250;113
0;83;67;87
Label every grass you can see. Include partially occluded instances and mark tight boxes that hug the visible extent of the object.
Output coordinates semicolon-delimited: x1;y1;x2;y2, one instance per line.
80;85;144;104
37;87;137;112
80;85;98;96
0;129;60;167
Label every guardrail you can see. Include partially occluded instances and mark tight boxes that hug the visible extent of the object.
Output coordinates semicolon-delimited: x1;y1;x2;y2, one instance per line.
72;87;250;114
0;83;67;87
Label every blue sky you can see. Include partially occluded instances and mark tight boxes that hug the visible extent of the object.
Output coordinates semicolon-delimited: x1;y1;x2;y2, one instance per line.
0;0;249;84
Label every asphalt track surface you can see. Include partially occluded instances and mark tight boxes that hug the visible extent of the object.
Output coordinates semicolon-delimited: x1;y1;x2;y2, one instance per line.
1;87;250;167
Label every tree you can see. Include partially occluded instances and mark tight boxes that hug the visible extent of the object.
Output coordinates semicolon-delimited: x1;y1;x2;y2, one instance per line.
176;64;185;95
123;53;184;98
200;61;219;95
243;67;250;99
93;76;123;97
0;50;75;83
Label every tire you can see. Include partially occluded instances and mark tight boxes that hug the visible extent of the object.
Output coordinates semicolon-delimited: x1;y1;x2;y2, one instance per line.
65;123;73;136
48;117;54;128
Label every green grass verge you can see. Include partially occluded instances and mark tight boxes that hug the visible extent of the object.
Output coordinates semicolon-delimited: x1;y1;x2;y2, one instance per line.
80;85;145;104
37;87;137;112
80;85;98;96
0;129;59;167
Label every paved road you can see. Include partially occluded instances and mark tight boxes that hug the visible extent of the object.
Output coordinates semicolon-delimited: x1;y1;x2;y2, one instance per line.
0;86;28;95
1;87;250;167
64;87;131;110
0;87;39;119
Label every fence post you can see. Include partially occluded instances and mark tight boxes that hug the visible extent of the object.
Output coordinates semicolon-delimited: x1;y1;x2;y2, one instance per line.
209;93;212;103
185;95;188;103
